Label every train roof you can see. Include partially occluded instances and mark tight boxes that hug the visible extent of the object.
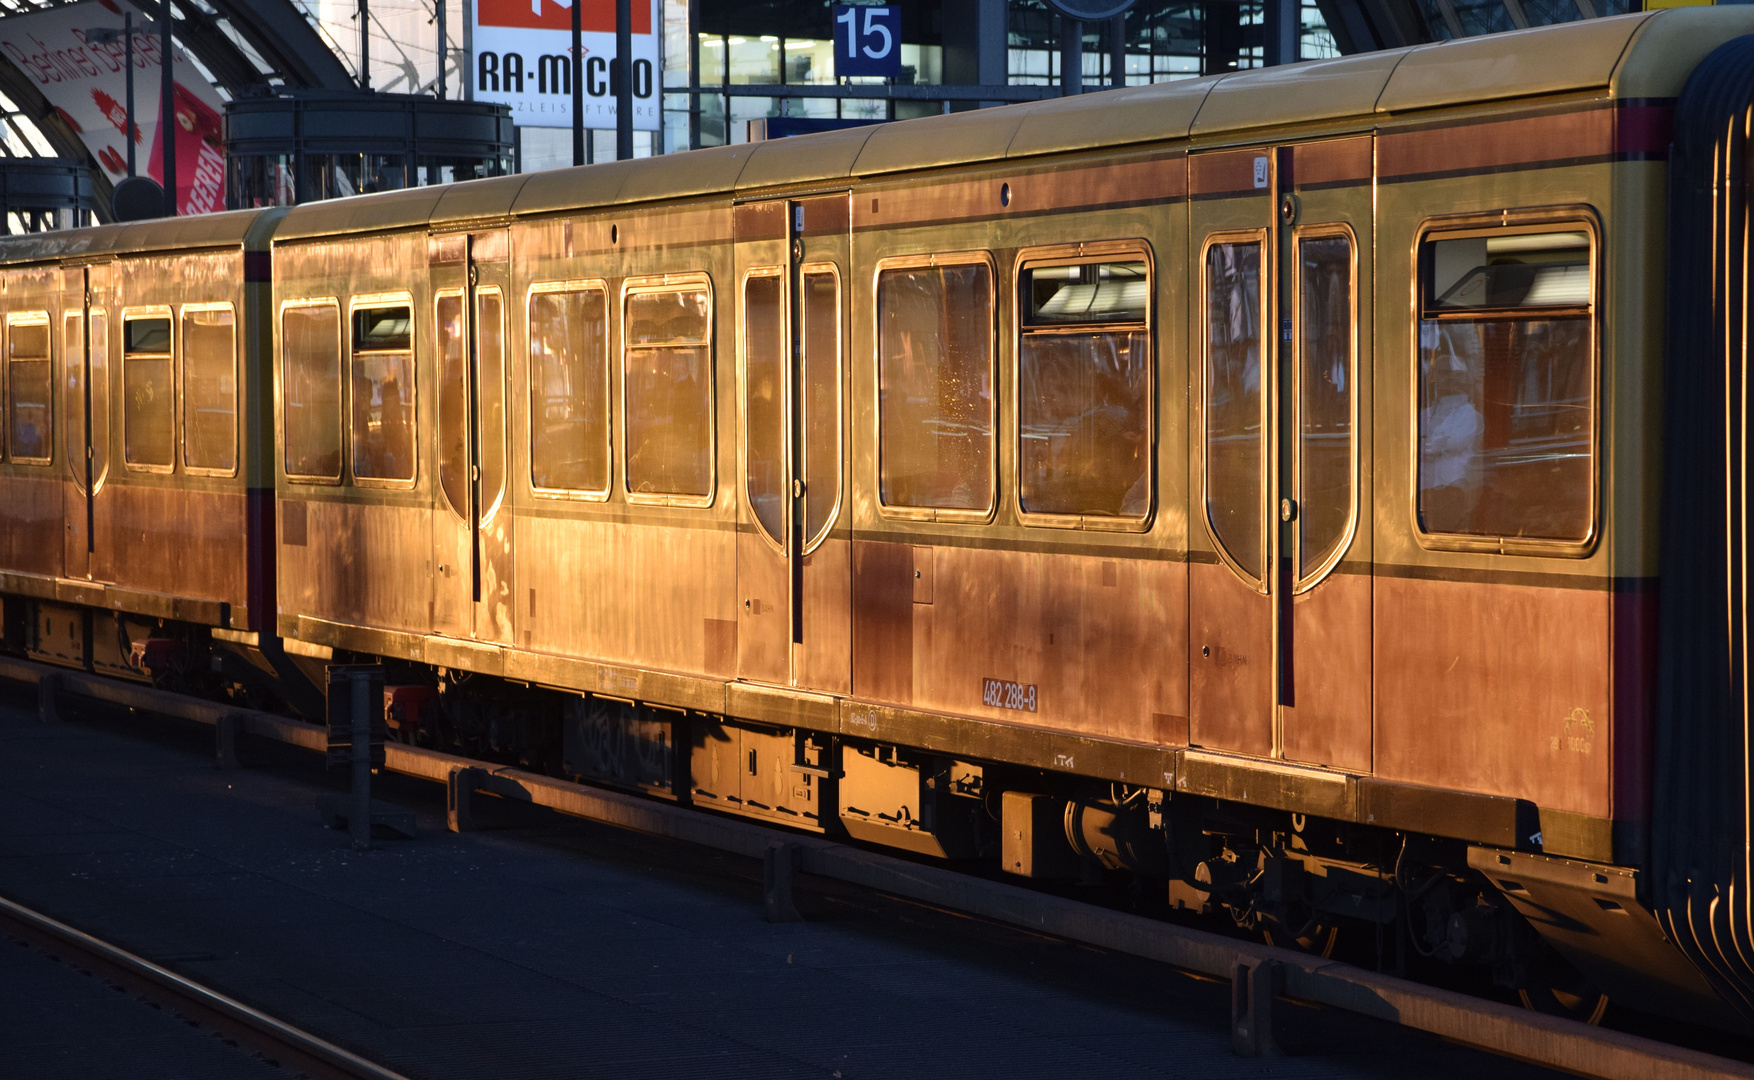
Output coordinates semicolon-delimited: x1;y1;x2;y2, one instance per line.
4;6;1752;261
0;206;281;265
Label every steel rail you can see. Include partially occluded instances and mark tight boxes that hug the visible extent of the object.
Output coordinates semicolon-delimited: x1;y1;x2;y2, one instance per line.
0;891;415;1080
8;654;1754;1080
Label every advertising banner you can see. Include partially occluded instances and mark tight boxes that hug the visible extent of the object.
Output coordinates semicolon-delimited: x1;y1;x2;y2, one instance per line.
0;0;228;215
471;0;660;131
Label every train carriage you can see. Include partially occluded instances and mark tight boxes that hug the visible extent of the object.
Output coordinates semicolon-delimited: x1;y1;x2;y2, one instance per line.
12;6;1754;1032
0;210;300;692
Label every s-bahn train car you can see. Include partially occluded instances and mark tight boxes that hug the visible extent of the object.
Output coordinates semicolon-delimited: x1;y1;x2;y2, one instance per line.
0;209;320;712
9;6;1754;1033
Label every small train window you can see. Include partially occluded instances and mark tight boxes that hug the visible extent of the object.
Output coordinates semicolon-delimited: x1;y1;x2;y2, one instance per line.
876;257;995;516
1016;250;1152;523
122;313;173;470
1416;225;1595;547
623;280;713;502
529;283;610;497
281;301;342;482
7;315;51;464
182;305;236;474
1203;237;1266;581
350;302;415;483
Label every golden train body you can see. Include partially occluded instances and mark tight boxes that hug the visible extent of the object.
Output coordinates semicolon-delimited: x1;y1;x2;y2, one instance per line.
6;8;1754;1029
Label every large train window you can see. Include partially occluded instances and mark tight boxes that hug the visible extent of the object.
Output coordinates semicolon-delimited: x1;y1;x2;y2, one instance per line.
1015;243;1152;526
622;276;714;504
349;298;415;484
875;254;996;518
7;313;51;465
181;304;236;475
281;300;342;483
1415;218;1596;551
121;310;174;471
1202;235;1267;582
529;282;610;498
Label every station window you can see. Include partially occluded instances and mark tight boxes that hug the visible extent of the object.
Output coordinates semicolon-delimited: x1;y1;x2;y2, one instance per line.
1017;250;1152;521
529;283;610;496
182;305;236;474
624;280;713;501
122;313;174;469
7;314;50;464
1416;225;1594;545
282;301;342;481
1202;237;1265;579
876;257;995;514
350;302;415;482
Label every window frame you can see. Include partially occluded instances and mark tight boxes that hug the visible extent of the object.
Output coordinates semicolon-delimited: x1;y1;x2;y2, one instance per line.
799;260;844;555
346;291;418;489
178;300;239;478
1011;240;1156;533
120;304;176;475
1198;229;1271;591
279;297;344;485
527;278;613;502
871;250;1000;525
1408;207;1601;559
619;272;717;509
5;310;52;466
1290;222;1360;592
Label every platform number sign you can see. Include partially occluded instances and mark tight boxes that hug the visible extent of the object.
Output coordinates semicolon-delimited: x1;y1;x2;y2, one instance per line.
833;5;901;79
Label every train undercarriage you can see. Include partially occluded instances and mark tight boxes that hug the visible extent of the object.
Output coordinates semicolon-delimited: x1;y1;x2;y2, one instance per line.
4;592;1663;1030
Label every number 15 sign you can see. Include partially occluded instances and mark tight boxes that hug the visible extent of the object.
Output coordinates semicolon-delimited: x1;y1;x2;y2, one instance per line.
832;4;901;78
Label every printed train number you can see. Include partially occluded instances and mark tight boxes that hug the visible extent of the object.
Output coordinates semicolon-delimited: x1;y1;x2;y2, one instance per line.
982;678;1038;713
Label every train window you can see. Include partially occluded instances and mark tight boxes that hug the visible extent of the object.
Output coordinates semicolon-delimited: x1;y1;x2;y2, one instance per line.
1203;238;1266;580
743;270;785;543
476;289;507;520
350;301;415;482
435;291;468;518
802;268;841;545
529;283;610;497
282;301;342;482
1297;232;1356;581
7;315;50;464
1416;226;1594;545
876;257;995;515
182;305;236;474
624;280;713;501
1016;251;1152;522
122;313;173;470
62;313;81;474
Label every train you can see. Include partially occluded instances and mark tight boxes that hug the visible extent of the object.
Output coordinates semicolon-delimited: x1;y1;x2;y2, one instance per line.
5;6;1754;1032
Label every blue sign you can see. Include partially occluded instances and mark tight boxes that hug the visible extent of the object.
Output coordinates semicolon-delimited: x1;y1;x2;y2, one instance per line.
832;5;901;79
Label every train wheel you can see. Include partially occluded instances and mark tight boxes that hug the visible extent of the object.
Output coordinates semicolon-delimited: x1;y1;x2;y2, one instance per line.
1517;958;1609;1024
1262;920;1340;958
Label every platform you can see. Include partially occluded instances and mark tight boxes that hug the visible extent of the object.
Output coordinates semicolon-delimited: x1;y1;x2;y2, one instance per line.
0;693;1565;1079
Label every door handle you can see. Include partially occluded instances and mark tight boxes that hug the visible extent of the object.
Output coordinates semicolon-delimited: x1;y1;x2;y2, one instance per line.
1280;498;1297;522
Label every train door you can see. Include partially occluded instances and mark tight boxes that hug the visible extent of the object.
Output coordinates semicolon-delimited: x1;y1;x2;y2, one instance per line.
431;229;516;644
1188;139;1372;771
732;194;852;691
59;264;109;581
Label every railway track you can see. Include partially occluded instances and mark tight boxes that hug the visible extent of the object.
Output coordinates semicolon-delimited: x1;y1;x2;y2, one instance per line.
0;890;414;1080
9;652;1754;1080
